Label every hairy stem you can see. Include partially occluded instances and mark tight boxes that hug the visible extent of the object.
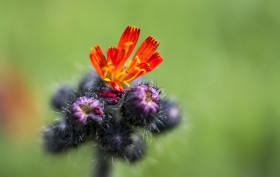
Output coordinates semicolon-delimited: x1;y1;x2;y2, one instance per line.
94;150;112;177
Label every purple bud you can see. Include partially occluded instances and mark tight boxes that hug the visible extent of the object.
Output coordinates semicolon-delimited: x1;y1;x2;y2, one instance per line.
122;84;160;126
72;96;103;125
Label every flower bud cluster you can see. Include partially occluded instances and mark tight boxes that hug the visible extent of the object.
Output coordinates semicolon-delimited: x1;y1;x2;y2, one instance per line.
43;72;181;163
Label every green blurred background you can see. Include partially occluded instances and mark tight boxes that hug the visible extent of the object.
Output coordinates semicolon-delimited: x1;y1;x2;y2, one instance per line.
0;0;280;177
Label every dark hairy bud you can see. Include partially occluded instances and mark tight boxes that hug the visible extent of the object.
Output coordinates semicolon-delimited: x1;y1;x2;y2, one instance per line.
152;99;181;133
43;120;85;153
96;122;134;155
51;86;74;111
78;72;98;92
122;135;145;163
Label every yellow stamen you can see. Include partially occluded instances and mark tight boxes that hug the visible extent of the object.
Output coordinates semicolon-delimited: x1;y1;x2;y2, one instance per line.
123;81;130;87
104;78;111;82
102;66;109;78
126;67;146;83
102;63;115;79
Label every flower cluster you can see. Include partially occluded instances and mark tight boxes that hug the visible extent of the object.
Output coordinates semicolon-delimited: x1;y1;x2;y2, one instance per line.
43;26;181;177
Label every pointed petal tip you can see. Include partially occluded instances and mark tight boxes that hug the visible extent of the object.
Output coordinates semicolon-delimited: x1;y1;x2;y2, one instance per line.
126;25;141;33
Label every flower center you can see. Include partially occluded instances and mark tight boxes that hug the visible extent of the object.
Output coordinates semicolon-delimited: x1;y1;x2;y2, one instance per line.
80;104;102;115
79;104;92;114
144;90;153;102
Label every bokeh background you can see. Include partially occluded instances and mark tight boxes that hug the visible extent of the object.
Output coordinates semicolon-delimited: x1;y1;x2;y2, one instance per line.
0;0;280;177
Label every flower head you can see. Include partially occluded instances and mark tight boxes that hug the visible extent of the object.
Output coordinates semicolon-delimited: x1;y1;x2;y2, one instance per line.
72;96;103;124
90;25;163;93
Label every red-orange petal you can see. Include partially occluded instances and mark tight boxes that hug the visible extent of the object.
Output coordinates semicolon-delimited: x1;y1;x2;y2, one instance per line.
125;52;163;81
133;36;159;62
136;52;163;78
118;25;140;60
126;36;159;71
147;52;163;71
123;63;148;82
109;81;124;93
95;45;107;67
107;47;126;72
89;45;106;78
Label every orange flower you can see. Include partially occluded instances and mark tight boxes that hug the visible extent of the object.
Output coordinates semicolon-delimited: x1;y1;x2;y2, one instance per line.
90;25;163;93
